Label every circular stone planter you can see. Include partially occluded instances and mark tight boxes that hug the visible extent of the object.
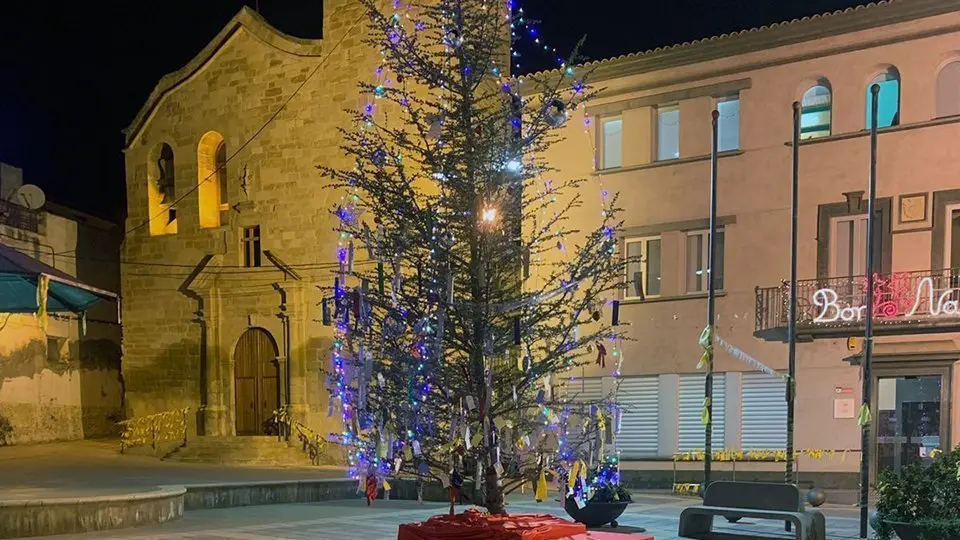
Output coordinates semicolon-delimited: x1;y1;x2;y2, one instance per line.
886;520;960;540
563;498;630;528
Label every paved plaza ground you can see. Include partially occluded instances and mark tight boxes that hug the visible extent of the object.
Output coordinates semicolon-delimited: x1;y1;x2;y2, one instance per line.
0;440;870;539
47;494;866;540
0;439;342;500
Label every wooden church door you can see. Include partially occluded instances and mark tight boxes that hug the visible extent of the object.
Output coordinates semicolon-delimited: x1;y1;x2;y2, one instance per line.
234;328;280;435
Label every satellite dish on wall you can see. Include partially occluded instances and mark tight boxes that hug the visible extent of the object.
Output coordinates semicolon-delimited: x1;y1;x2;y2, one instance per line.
13;184;46;210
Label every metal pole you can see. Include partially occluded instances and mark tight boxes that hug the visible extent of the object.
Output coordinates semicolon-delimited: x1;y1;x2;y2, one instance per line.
859;84;880;540
704;109;719;489
786;102;800;486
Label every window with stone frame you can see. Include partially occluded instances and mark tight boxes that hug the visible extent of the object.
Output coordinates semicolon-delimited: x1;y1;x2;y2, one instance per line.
242;225;262;268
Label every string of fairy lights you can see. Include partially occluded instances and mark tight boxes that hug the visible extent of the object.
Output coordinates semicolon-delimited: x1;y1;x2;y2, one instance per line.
318;0;630;502
511;0;630;488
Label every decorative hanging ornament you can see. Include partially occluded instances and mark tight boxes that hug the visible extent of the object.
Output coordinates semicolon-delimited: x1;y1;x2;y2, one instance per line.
442;231;455;248
596;342;607;368
384;309;405;339
426;114;444;140
372;148;387;167
544;99;568;128
445;28;463;48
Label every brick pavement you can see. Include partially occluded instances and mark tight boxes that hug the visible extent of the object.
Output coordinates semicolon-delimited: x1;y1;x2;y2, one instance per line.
49;494;867;540
0;440;344;500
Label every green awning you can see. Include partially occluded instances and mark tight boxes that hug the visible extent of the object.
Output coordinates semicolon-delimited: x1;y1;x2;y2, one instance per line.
0;242;116;313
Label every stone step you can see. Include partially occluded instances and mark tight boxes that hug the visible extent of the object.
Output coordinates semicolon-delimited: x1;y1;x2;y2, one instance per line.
164;436;317;466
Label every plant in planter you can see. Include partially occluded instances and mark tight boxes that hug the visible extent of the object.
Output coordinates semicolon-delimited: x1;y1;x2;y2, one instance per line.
563;457;633;527
875;447;960;540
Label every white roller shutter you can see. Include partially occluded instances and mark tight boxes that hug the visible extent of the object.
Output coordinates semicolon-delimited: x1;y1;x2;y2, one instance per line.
741;372;787;450
678;374;726;452
563;377;604;453
613;376;659;458
564;376;603;403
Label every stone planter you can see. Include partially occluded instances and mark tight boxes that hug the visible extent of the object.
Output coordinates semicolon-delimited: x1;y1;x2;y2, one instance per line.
563;498;630;528
887;520;960;540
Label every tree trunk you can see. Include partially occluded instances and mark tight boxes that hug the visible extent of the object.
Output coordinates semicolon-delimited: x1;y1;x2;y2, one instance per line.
484;467;506;515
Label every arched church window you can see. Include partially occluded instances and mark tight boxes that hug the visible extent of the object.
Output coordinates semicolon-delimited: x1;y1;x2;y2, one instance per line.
198;131;226;228
147;143;177;236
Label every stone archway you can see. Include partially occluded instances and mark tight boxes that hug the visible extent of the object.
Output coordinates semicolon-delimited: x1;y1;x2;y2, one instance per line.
233;328;280;435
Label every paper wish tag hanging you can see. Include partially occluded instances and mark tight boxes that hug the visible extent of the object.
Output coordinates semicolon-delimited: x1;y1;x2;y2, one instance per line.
596;342;607;368
542;375;553;401
391;262;403;306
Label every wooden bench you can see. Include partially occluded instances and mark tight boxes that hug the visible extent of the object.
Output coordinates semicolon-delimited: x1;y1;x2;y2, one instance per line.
678;481;826;540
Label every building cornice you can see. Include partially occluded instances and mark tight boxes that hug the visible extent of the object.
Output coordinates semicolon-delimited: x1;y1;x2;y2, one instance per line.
521;0;960;95
122;7;324;150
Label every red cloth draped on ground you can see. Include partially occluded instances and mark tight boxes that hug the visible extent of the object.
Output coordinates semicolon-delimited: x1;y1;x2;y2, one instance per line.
397;509;586;540
365;474;378;506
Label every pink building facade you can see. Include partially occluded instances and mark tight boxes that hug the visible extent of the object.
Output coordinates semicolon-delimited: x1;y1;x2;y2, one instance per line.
533;0;960;491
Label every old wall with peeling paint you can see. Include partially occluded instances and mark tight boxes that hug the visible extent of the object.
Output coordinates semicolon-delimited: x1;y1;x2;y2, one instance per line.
0;198;122;446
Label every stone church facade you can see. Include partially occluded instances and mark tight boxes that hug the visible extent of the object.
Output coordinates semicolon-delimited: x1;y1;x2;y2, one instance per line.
121;3;380;438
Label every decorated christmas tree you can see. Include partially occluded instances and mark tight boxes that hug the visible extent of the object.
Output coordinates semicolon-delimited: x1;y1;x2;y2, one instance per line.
320;0;627;515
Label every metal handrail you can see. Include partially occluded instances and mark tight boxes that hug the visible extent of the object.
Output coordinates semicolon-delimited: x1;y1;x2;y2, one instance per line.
0;198;42;233
118;408;189;452
755;268;960;333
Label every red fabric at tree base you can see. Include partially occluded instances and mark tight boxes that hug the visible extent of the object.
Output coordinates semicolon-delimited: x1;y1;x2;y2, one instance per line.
574;532;653;540
397;509;587;540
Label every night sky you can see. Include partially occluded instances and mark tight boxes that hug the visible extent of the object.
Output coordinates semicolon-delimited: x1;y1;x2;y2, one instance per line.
0;0;871;223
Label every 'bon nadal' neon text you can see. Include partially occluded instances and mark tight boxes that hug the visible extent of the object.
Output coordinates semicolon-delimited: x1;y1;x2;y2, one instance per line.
813;277;960;323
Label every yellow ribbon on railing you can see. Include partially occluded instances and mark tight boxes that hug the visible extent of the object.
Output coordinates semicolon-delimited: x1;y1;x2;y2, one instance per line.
535;469;548;502
36;274;49;331
701;397;711;425
596;410;606;457
673;448;859;462
857;404;871;426
567;459;587;491
673;483;701;496
697;326;713;370
118;408;189;451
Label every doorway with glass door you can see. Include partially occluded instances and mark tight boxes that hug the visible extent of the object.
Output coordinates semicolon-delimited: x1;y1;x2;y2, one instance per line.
872;367;951;481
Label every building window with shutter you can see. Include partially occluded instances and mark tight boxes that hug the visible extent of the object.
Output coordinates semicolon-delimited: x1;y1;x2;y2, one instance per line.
937;62;960;118
615;376;660;458
625;236;661;299
242;225;262;267
866;68;900;129
685;229;724;293
801;83;832;139
716;96;740;152
678;373;726;452
600;117;622;169
740;373;787;450
656;104;680;161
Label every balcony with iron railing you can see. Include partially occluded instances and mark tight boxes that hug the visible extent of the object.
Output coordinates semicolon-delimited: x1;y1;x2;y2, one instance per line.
0;198;43;233
755;268;960;341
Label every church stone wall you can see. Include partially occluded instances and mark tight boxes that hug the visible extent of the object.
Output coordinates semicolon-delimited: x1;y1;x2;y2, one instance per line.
121;3;382;439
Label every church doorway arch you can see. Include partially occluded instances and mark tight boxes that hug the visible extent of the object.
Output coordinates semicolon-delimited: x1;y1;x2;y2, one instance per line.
233;328;280;435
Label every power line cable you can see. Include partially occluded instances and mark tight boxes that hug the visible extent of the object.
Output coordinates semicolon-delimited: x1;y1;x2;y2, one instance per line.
0;233;374;271
125;11;367;235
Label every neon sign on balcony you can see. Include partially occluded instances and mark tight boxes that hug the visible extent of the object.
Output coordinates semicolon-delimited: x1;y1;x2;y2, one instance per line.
813;276;960;323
